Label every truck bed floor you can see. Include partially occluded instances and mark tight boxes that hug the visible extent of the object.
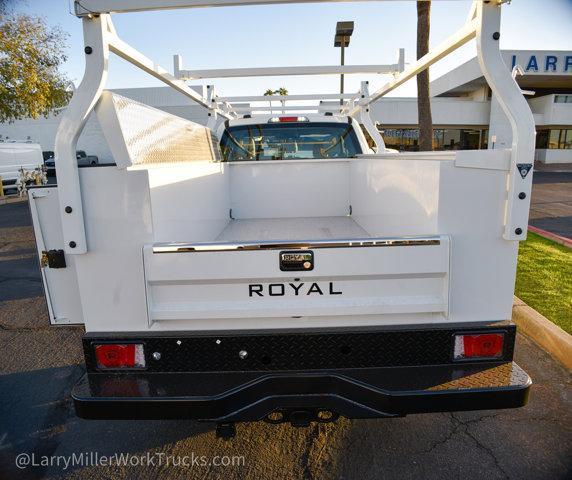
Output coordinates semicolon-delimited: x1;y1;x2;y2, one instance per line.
215;216;371;242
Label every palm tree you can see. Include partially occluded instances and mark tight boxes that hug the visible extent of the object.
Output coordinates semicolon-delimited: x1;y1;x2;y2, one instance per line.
264;89;275;111
416;1;433;151
263;88;289;113
276;87;288;113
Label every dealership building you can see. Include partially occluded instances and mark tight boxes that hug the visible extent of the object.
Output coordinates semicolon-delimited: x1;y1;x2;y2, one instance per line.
1;50;571;163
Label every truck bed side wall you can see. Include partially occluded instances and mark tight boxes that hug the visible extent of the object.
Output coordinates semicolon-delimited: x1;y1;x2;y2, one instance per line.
350;157;517;323
74;167;153;330
146;161;230;243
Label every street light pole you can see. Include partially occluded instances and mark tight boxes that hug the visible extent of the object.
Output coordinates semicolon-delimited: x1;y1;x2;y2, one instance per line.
340;42;345;105
334;21;354;108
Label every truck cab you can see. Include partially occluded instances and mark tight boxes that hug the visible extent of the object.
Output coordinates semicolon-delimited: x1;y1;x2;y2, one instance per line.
218;115;370;162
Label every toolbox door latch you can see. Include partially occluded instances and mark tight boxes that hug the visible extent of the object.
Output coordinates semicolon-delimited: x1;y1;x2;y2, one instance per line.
41;249;67;269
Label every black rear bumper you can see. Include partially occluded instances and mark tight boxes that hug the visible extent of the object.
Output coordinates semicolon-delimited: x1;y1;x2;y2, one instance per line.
73;323;531;423
73;362;530;422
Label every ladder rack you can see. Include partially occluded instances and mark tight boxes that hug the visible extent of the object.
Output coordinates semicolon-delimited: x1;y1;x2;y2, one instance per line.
171;49;405;120
56;0;535;256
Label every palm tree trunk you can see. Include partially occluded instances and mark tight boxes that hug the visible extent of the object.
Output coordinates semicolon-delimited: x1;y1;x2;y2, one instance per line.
416;1;433;151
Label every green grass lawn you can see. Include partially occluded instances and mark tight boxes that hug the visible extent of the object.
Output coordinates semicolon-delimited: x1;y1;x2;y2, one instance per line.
515;232;572;335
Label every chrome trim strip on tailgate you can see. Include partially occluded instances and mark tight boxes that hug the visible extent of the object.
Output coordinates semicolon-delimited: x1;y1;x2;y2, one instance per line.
152;237;441;253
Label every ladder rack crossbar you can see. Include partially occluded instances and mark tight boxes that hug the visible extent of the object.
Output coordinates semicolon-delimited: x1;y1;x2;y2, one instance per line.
217;93;359;102
231;105;347;113
75;0;404;16
176;64;402;80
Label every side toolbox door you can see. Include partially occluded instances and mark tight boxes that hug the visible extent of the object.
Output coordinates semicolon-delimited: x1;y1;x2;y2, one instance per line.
28;187;84;325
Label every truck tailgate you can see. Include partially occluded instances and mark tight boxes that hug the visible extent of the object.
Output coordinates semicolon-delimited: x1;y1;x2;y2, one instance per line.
143;236;449;323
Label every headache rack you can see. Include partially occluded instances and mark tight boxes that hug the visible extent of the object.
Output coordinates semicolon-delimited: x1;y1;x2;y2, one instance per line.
58;0;535;256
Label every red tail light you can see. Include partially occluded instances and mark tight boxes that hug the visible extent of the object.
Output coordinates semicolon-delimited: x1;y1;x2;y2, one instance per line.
268;116;309;123
454;333;504;360
95;344;145;369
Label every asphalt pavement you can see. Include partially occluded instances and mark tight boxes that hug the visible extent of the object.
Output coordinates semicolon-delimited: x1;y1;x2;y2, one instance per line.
529;171;572;239
0;200;571;480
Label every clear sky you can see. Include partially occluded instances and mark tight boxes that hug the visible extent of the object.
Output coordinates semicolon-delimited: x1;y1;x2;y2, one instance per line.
13;0;572;98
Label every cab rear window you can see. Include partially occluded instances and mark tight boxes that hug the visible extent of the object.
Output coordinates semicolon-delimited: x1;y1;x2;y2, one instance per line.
220;122;362;161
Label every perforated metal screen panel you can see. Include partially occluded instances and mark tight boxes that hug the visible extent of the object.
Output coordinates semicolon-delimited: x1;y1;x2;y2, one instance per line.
96;91;221;167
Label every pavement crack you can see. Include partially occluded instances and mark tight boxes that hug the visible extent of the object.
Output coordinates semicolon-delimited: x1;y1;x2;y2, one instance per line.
408;413;460;455
301;423;324;480
451;413;510;479
409;413;506;459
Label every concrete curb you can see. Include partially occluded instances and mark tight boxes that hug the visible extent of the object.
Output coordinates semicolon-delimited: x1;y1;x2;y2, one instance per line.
513;296;572;371
528;225;572;249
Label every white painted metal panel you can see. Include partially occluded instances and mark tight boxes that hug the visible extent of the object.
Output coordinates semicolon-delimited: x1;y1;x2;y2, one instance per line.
350;153;519;323
145;162;230;243
454;149;510;171
28;188;84;325
350;157;440;237
72;167;154;332
229;160;350;219
143;237;449;324
437;160;518;322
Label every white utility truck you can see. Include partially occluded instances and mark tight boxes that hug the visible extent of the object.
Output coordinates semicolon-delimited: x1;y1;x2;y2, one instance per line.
29;0;534;437
0;142;43;192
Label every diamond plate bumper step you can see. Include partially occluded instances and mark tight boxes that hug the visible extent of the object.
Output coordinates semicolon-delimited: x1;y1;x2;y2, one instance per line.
72;361;531;422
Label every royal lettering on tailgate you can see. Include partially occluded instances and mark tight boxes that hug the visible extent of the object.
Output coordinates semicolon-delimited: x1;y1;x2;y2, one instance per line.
248;282;342;297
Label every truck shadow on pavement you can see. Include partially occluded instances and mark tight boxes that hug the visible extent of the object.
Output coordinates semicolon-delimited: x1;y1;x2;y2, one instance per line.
0;365;213;479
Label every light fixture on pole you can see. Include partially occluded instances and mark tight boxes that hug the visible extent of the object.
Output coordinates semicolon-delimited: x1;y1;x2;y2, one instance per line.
334;21;354;106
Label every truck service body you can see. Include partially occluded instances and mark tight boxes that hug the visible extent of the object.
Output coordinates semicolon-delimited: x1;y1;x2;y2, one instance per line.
29;0;533;433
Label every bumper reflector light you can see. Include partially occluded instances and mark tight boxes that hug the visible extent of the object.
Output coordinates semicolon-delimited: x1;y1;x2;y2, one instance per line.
454;333;504;360
95;343;145;369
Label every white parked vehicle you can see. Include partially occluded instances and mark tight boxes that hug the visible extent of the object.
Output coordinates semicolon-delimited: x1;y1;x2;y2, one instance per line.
28;0;534;436
0;142;43;192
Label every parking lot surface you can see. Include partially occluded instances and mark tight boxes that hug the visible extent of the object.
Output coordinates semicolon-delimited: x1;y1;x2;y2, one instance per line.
0;200;571;480
530;171;572;239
